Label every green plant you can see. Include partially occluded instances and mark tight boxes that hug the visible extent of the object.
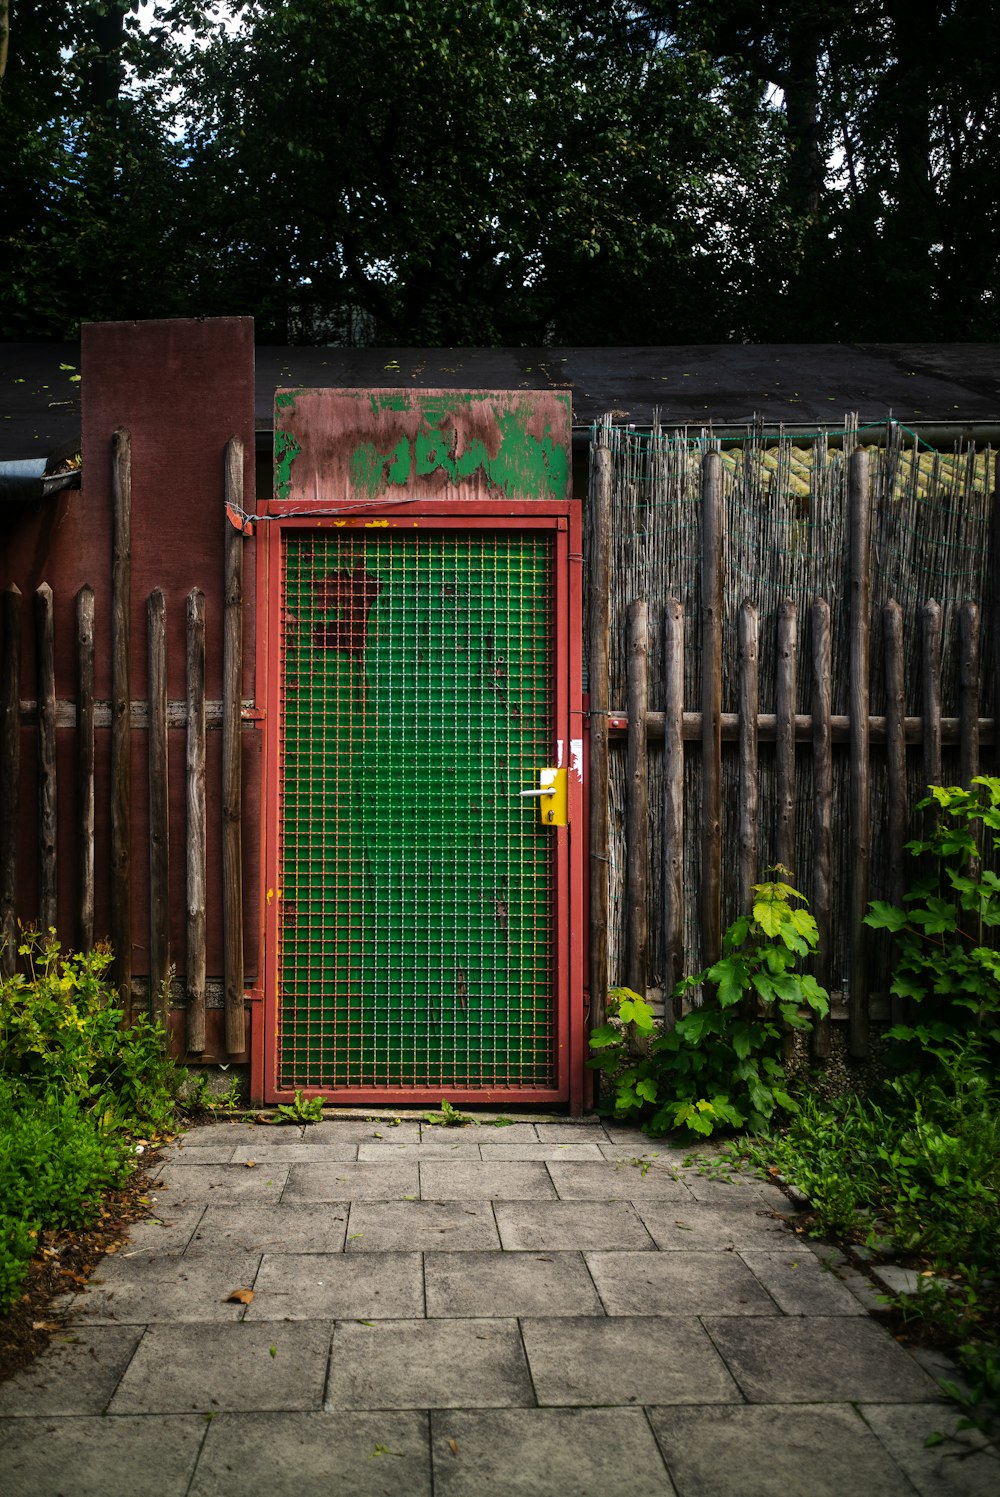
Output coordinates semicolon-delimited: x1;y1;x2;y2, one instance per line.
865;778;1000;1067
424;1098;475;1127
188;1072;243;1113
0;931;183;1132
272;1089;324;1125
588;873;829;1136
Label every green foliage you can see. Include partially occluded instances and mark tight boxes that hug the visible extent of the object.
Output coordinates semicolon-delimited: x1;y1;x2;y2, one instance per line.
864;778;1000;1069
272;1089;325;1125
734;1049;1000;1434
589;875;829;1137
424;1098;475;1127
0;932;184;1311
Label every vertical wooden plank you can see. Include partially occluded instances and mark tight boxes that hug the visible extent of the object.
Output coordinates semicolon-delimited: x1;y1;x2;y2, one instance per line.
701;451;723;969
147;589;170;1037
76;585;95;953
921;599;943;840
0;584;21;977
959;601;980;789
737;601;759;916
588;441;612;1027
35;583;57;934
884;600;907;1025
186;589;207;1053
848;448;871;1058
663;598;685;1016
626;599;648;998
775;599;797;878
810;598;833;1059
223;437;246;1055
111;427;133;1015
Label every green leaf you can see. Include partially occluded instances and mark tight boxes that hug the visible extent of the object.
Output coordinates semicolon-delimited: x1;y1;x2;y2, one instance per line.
865;901;908;933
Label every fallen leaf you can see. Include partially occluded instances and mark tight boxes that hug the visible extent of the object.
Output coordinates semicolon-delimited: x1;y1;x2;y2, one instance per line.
448;1439;459;1457
225;1288;254;1304
32;1321;62;1332
270;1344;278;1357
245;1161;257;1169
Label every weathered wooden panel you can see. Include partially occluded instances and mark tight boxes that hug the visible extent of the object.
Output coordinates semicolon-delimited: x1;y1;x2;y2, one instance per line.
273;388;572;506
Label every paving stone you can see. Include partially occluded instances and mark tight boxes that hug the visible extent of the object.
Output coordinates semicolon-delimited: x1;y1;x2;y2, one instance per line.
325;1318;534;1410
158;1143;238;1165
585;1250;778;1317
468;1123;539;1143
0;1415;206;1497
306;1120;423;1145
547;1160;687;1201
534;1121;608;1141
186;1203;348;1255
70;1249;262;1324
479;1142;604;1161
180;1124;303;1147
231;1142;360;1163
739;1249;868;1316
859;1403;1000;1496
0;1326;144;1415
190;1410;432;1497
156;1162;291;1205
282;1160;419;1201
109;1322;333;1413
636;1201;795;1250
521;1316;740;1406
598;1143;679;1163
119;1205;205;1256
648;1404;917;1497
357;1140;483;1159
420;1160;556;1200
343;1200;501;1252
424;1251;604;1318
680;1174;789;1209
494;1200;655;1252
431;1408;674;1497
245;1252;423;1320
703;1317;943;1403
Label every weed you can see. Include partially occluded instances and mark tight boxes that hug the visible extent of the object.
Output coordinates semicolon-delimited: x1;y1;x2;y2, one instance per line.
271;1089;324;1125
424;1098;476;1127
589;872;828;1136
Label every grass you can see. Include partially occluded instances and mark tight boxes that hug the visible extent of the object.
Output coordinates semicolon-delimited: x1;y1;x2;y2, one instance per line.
0;933;184;1313
730;1045;1000;1439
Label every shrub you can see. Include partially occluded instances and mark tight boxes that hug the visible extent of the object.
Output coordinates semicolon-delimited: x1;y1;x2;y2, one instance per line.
588;873;829;1136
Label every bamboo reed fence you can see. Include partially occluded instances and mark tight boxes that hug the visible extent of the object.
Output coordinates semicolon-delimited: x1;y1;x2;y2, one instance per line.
587;418;999;1059
0;431;247;1058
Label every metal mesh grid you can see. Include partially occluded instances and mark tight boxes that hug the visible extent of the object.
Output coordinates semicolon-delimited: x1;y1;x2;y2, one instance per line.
277;528;557;1091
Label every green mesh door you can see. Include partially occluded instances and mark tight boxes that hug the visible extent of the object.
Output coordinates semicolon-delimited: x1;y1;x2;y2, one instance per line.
276;527;556;1094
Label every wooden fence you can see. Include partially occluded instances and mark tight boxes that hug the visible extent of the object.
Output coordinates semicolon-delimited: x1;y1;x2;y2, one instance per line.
0;431;248;1057
588;427;999;1060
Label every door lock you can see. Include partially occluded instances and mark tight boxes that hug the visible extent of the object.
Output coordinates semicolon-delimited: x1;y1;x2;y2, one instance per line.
519;767;568;826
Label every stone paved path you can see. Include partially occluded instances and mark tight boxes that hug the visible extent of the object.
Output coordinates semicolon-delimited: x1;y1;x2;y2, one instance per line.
1;1117;996;1496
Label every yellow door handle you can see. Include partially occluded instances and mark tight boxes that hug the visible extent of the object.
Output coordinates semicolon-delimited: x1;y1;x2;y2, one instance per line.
519;767;567;826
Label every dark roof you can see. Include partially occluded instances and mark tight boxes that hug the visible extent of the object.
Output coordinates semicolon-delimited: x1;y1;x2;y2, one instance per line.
3;340;1000;463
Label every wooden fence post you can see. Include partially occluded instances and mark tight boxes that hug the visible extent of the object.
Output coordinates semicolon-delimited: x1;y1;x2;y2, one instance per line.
35;583;57;934
76;586;95;953
148;589;170;1038
0;584;21;977
663;598;685;1015
959;601;980;789
589;440;612;1027
775;599;797;878
701;451;723;969
848;448;871;1058
884;600;907;1025
111;427;133;1015
186;589;207;1053
921;600;943;839
810;597;833;1058
223;437;246;1056
737;600;759;917
626;599;648;998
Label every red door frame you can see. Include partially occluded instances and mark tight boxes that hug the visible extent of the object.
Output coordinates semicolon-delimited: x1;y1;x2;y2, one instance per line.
257;499;585;1111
